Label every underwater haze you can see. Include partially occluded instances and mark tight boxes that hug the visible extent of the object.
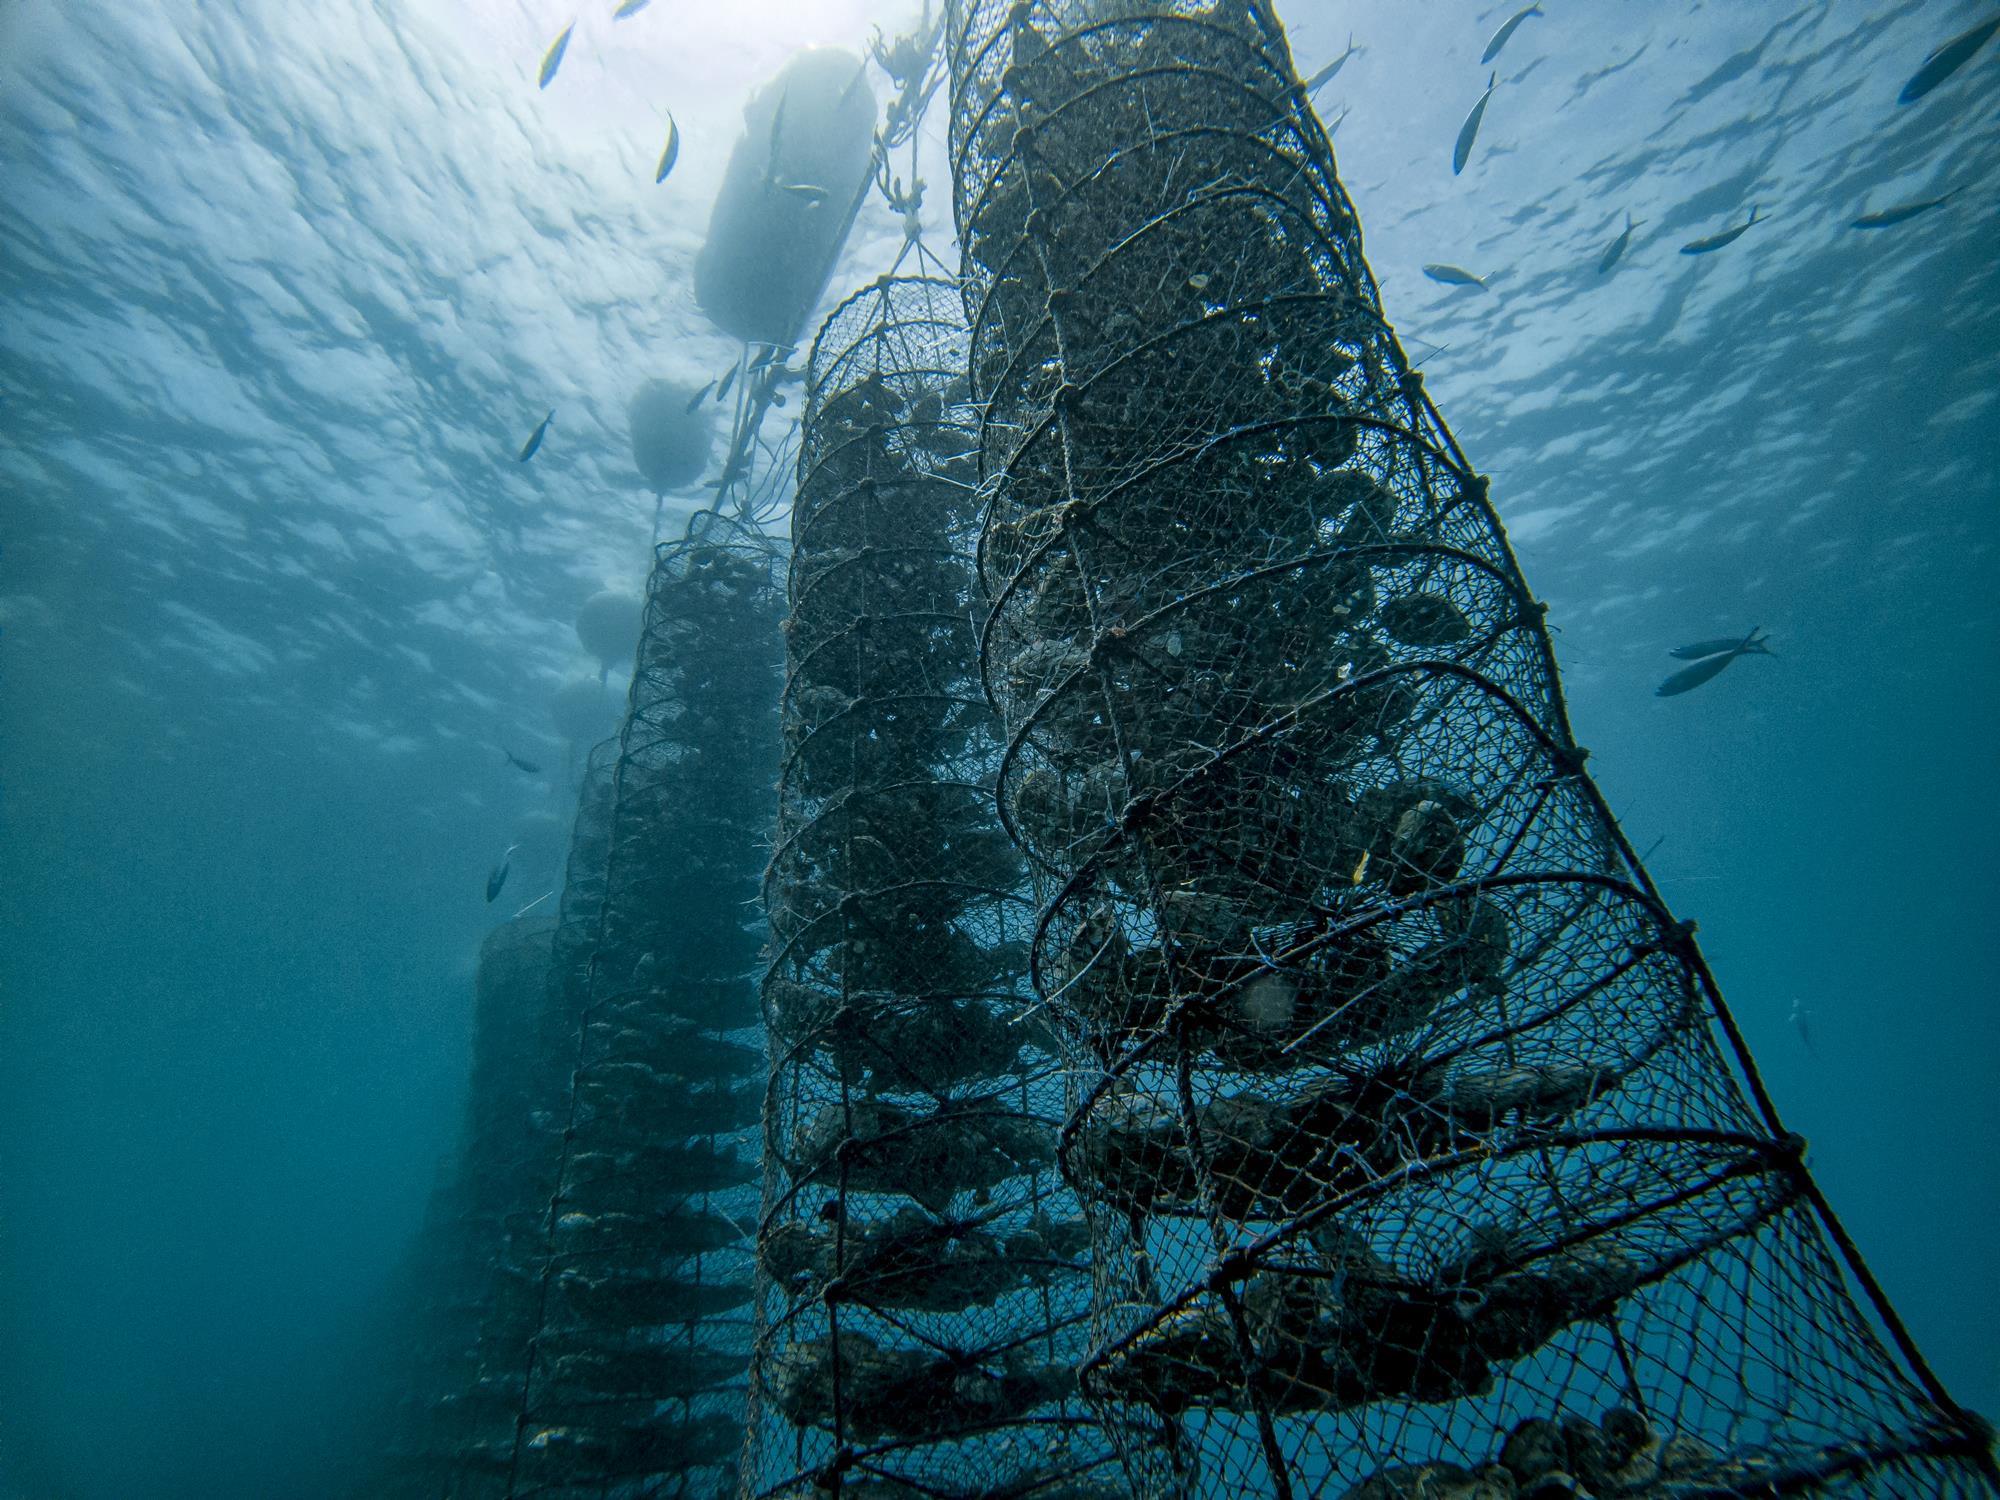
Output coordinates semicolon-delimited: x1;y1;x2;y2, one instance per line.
1;1;1995;1496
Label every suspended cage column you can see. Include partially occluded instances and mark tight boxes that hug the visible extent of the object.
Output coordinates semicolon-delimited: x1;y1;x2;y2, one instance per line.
749;276;1121;1498
947;2;1997;1496
500;512;784;1500
396;744;630;1500
374;911;563;1500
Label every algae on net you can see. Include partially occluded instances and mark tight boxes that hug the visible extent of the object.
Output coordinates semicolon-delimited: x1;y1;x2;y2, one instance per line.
749;276;1121;1498
431;512;786;1500
945;0;1998;1494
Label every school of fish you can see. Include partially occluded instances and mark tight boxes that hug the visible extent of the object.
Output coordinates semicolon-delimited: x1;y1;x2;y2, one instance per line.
482;0;1997;907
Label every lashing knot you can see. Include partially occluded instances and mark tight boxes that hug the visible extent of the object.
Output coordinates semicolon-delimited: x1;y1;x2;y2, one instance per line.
813;1446;859;1492
1207;1250;1254;1291
1552;743;1590;775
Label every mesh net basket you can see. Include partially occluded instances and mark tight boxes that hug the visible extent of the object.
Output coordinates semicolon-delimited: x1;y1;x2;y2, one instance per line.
942;3;1998;1495
749;275;1128;1500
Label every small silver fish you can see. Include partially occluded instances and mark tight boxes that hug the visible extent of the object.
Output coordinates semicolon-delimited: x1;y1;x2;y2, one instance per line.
655;112;679;184
776;182;829;206
1789;997;1816;1055
517;410;554;462
1453;72;1497;175
612;0;651;18
537;22;575;90
1301;33;1361;94
764;88;790;187
1656;627;1770;696
1669;633;1774;661
486;843;520;904
1597;211;1642;274
840;56;872;108
717;362;739;402
1898;14;2000;104
1851;188;1959;229
1423;263;1489;289
1679;205;1763;255
1482;4;1543;65
685;379;716;413
500;746;542;775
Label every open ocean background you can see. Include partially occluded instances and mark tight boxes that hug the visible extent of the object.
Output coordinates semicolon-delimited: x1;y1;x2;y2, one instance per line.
1;1;1993;1495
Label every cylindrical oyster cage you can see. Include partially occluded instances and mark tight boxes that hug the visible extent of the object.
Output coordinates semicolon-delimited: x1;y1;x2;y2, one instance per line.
945;2;1996;1495
374;912;564;1499
748;275;1124;1498
497;511;785;1500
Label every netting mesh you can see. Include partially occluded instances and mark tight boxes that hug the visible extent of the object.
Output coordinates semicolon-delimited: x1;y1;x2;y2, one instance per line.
498;512;785;1500
375;760;629;1496
747;275;1126;1499
382;515;783;1499
939;2;1998;1496
374;911;565;1497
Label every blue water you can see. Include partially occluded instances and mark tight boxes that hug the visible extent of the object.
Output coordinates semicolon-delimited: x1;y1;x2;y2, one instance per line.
1;1;1994;1495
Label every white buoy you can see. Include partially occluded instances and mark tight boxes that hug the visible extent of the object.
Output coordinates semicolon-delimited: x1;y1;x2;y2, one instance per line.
630;379;711;541
575;590;644;684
